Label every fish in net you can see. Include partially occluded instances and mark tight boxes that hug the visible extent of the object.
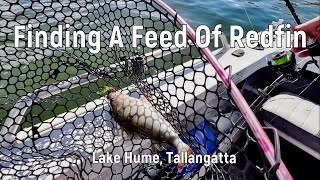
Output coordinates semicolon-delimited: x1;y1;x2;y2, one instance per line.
0;0;292;179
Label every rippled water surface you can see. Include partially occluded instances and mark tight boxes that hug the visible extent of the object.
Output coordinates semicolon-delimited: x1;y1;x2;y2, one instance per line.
0;0;319;122
164;0;319;36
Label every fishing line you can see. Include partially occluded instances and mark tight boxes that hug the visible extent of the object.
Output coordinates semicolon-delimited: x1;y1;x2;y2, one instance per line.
239;0;255;31
298;74;320;96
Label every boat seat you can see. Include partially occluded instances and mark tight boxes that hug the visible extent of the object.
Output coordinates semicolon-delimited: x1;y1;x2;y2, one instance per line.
259;92;320;159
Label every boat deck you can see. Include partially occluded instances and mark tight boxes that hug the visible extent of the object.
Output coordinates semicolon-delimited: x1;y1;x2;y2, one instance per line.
1;36;319;179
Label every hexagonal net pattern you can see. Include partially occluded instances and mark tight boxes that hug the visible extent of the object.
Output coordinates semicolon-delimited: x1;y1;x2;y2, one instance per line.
0;0;257;179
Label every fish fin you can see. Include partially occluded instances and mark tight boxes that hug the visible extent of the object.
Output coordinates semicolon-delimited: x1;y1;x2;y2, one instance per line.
131;130;147;140
116;122;148;140
177;143;194;173
144;90;153;98
114;123;131;140
153;142;170;152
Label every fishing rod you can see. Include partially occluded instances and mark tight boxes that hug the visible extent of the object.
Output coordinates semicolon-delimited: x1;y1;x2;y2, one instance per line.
153;0;293;179
283;0;301;24
283;0;320;58
268;1;320;84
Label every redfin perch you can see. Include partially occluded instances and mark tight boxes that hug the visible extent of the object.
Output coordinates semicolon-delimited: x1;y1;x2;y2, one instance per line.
99;87;194;172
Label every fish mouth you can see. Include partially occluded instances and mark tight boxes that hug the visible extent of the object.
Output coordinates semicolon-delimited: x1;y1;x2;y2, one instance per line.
97;86;116;95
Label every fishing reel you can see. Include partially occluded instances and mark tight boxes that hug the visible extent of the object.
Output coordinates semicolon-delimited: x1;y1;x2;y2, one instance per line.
268;51;300;82
304;37;320;70
306;37;320;57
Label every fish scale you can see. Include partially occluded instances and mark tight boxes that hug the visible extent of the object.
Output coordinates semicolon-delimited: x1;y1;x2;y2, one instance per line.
107;91;194;172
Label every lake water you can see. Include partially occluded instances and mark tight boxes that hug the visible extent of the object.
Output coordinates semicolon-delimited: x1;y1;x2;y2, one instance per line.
164;0;319;37
0;0;319;125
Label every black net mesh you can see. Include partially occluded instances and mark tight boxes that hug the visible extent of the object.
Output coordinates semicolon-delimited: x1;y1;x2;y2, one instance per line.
0;0;267;179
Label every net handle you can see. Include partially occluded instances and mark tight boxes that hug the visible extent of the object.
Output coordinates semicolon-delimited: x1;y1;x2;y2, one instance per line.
152;0;292;179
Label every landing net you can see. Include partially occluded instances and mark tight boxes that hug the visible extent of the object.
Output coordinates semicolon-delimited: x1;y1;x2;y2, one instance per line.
1;0;273;179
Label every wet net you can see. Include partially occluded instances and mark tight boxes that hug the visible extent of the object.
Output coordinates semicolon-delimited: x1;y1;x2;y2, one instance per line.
0;0;270;179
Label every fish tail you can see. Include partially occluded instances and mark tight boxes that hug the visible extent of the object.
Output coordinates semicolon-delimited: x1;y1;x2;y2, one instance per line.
177;143;194;172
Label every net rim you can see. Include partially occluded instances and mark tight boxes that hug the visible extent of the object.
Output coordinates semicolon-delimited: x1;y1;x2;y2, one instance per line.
151;0;292;179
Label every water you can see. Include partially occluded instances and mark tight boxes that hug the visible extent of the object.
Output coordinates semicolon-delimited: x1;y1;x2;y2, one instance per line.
0;0;319;126
164;0;319;37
